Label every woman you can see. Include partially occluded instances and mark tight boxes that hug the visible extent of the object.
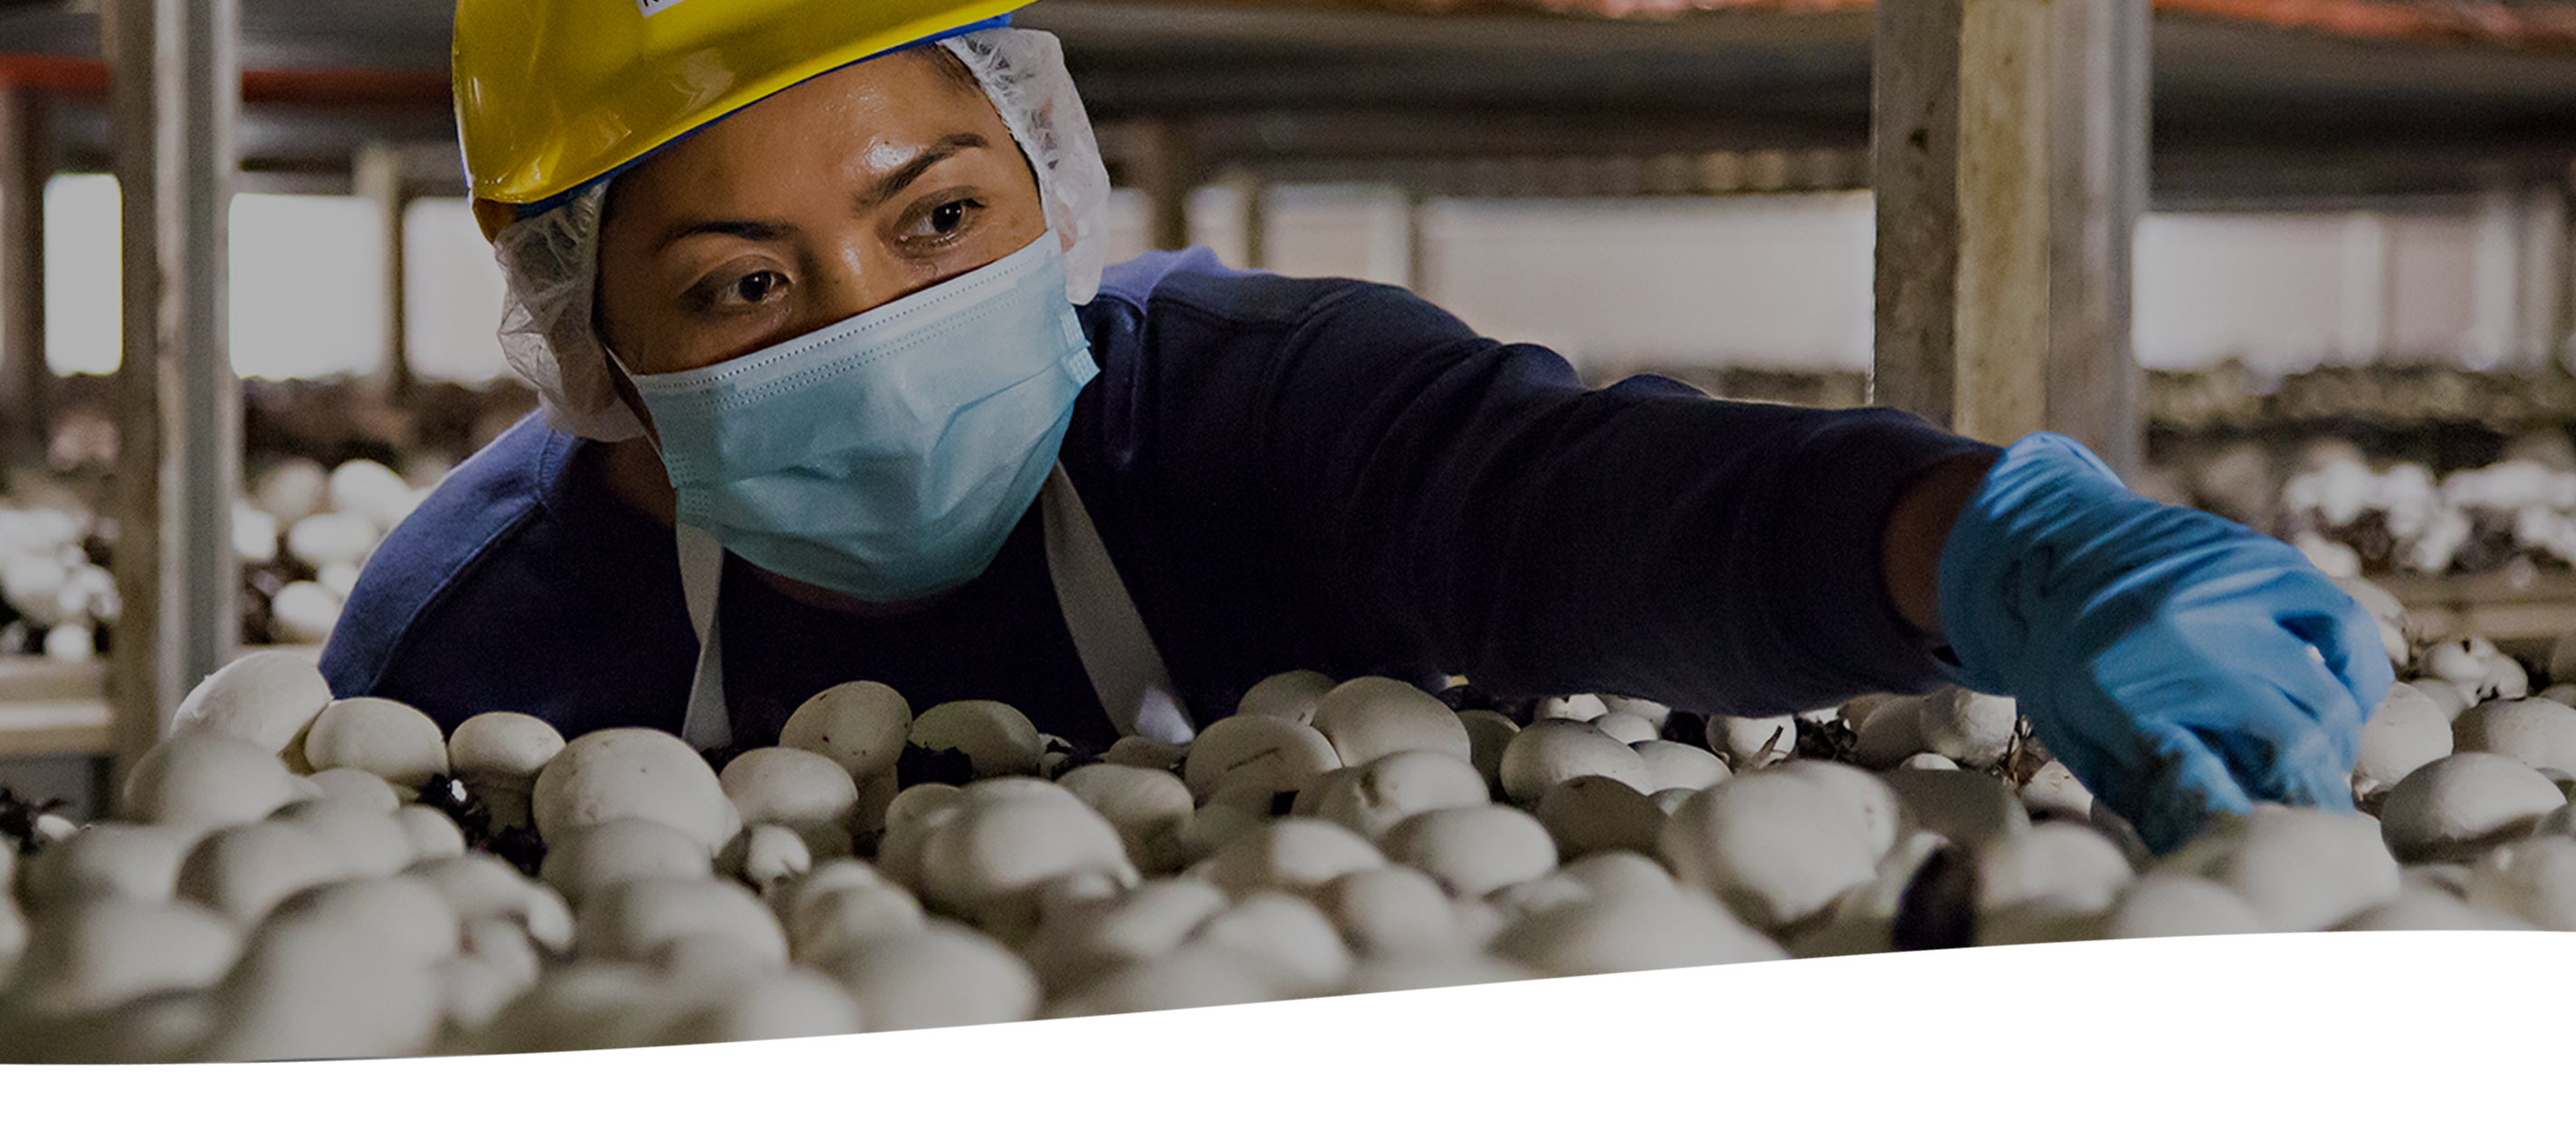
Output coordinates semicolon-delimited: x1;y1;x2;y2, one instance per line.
323;0;2388;856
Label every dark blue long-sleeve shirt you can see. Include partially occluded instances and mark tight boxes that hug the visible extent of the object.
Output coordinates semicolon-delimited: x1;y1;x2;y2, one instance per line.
320;247;1999;751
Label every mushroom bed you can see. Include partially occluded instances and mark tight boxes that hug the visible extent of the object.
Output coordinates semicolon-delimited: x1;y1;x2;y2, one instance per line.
0;577;2570;1062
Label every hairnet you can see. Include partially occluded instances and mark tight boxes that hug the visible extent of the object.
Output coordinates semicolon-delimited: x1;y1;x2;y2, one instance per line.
488;27;1112;444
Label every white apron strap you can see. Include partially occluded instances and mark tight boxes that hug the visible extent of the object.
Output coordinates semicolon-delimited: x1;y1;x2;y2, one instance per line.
675;522;733;752
1041;464;1197;746
673;464;1197;751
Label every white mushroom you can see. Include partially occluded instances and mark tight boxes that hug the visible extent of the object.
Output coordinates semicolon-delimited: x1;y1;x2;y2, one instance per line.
17;823;192;912
1490;890;1784;978
1917;687;2018;769
1056;762;1195;873
1660;771;1881;930
718;746;859;860
2019;760;2095;820
446;711;565;828
2351;684;2456;802
1188;818;1387;903
2453;698;2576;782
3;897;241;1019
539;817;715;908
572;877;787;967
1310;676;1474;766
1272;957;1627;1066
779;680;913;784
2099;874;2269;939
172;820;349;925
785;882;927;966
1182;713;1343;804
2463;834;2576;931
1312;865;1461;961
1882;768;2028;851
1704;714;1798;770
306;768;401;813
1021;877;1229;993
873;783;968;894
2378;751;2569;863
301;697;450;788
1496;719;1654;807
1590;712;1659;746
1312;750;1492;842
1978;821;2134;913
192;875;464;1061
910;700;1045;780
652;967;864;1046
1456;708;1520;799
916;792;1137;942
1532;693;1609;722
119;732;301;840
167;650;336;760
812;921;1042;1031
1850;696;1932;770
272;799;415;879
1025;937;1298;1060
531;727;731;855
1601;696;1673;731
405;854;572;952
2335;886;2533;931
1380;805;1559;900
1235;669;1338;724
1189;892;1353;995
1770;760;1902;860
727;824;812;893
1632;740;1730;794
2155;808;2399;931
1559;849;1681;904
394;806;467;864
1100;735;1189;772
1532;775;1665;861
2411;677;2474;722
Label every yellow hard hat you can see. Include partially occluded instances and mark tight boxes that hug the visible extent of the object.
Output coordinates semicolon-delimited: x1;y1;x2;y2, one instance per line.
454;0;1032;236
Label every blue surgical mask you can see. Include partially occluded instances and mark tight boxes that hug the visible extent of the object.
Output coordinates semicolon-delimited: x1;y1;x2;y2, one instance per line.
616;234;1099;603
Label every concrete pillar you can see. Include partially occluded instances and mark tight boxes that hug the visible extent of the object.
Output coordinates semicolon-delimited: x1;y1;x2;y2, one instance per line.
105;0;243;780
0;85;52;473
354;140;412;402
1873;0;2150;474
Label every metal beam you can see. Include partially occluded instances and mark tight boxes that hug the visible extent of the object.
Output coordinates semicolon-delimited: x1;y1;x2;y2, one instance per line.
0;83;51;472
105;0;241;779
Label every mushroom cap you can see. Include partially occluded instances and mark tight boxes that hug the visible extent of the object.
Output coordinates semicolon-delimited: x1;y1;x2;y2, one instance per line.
1380;805;1560;901
1917;687;2019;769
1312;750;1493;842
1312;865;1460;961
168;650;335;759
654;967;864;1046
1491;890;1783;977
531;727;730;854
1190;893;1354;995
1056;763;1195;862
1882;767;2029;851
573;876;786;967
2100;874;2269;939
784;883;926;966
5;897;242;1020
910;700;1045;780
916;795;1137;934
1235;669;1339;724
120;732;301;838
2351;684;2455;800
780;680;913;784
816;921;1041;1030
539;817;716;907
2378;751;2570;863
1189;817;1388;903
446;711;566;783
2464;834;2576;931
1497;720;1653;807
2453;698;2576;781
302;697;451;786
719;746;860;834
1978;821;2135;913
174;819;351;925
1335;954;1543;996
1662;771;1889;930
1632;741;1730;794
1022;877;1230;993
2156;808;2399;932
1532;775;1665;861
272;798;417;879
18;823;193;912
1456;708;1520;799
1705;714;1798;770
1183;712;1343;803
1311;676;1474;767
305;768;401;813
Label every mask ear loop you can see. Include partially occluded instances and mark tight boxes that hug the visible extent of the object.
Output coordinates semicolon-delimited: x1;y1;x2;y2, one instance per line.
607;346;733;753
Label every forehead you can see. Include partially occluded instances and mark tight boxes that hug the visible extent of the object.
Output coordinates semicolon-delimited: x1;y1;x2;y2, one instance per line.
604;49;1009;216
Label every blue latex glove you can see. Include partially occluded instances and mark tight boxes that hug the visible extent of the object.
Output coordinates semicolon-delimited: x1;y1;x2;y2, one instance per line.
1934;433;2394;856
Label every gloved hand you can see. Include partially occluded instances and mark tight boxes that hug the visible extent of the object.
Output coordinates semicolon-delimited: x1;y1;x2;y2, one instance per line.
1934;433;2393;856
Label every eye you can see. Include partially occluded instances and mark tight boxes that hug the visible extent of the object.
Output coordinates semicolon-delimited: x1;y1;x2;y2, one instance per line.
903;196;983;244
724;270;786;306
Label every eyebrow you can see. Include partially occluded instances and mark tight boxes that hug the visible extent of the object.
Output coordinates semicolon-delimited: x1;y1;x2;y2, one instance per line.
653;131;995;253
